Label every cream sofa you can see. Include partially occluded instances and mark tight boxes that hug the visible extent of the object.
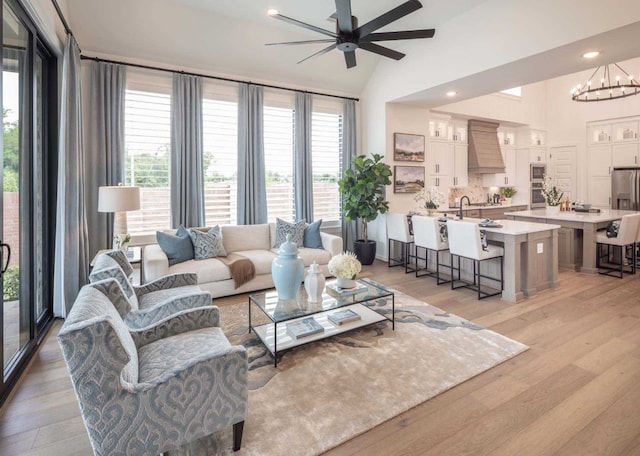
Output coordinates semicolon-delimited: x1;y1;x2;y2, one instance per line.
143;223;343;298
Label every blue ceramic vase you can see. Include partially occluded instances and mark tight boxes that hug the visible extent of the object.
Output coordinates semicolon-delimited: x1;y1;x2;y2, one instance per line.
272;234;305;300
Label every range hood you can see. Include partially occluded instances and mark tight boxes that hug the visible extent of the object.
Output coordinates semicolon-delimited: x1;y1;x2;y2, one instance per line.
467;119;505;174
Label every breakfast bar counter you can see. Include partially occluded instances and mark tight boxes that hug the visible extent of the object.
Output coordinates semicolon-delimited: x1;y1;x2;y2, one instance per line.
504;208;638;274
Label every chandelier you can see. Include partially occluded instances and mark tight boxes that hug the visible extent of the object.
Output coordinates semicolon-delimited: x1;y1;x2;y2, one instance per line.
571;62;640;102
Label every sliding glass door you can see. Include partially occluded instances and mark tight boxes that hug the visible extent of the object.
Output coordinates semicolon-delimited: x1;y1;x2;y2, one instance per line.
1;0;55;403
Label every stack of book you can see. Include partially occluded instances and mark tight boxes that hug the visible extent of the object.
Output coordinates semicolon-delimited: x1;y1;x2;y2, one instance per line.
286;317;324;339
325;281;368;298
327;308;361;326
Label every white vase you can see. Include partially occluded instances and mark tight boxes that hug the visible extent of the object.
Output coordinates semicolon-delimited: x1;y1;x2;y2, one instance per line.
304;261;326;303
546;204;560;215
336;276;356;289
503;197;512;206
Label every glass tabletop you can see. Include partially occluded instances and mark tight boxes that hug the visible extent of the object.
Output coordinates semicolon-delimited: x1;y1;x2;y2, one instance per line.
249;279;393;324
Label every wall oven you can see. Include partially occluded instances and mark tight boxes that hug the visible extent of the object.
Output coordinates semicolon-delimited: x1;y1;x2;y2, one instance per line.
531;181;546;208
531;163;546;181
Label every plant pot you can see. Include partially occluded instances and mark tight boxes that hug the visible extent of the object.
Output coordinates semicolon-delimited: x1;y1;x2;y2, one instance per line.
503;197;512;206
353;240;376;265
546;204;560;215
336;276;356;289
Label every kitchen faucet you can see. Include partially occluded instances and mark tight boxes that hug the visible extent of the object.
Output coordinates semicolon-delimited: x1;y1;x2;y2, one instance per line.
459;195;471;220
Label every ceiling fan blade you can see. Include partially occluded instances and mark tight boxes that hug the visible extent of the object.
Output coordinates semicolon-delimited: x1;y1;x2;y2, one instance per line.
344;50;357;69
355;0;423;38
266;39;336;46
297;44;337;64
360;29;435;42
270;12;338;39
359;42;405;60
335;0;353;33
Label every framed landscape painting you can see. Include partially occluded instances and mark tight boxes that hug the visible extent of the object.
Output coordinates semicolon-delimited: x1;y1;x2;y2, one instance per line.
394;166;425;193
394;133;425;162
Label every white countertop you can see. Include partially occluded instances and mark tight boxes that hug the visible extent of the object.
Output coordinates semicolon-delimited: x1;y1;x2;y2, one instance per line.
504;208;639;223
439;202;528;212
461;217;561;235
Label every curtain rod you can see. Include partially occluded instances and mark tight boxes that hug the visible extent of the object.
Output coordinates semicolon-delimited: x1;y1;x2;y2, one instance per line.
50;0;79;50
80;55;359;102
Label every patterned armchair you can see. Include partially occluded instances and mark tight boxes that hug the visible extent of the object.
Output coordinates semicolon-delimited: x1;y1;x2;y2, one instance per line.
58;285;248;455
90;250;206;322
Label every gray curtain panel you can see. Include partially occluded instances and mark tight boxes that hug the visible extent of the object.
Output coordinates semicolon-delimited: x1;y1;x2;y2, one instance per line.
294;92;314;222
54;35;90;316
341;99;358;251
237;83;267;225
86;61;126;253
171;74;205;228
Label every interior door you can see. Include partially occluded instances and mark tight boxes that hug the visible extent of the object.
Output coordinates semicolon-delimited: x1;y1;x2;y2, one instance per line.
550;145;577;202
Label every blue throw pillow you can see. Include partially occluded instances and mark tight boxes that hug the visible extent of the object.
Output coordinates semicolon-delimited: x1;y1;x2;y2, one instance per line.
303;219;323;249
156;225;194;265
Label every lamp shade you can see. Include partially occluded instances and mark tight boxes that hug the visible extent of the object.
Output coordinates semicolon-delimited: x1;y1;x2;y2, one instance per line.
98;185;141;213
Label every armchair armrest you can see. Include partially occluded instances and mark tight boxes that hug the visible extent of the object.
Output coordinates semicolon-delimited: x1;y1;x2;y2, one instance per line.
134;272;199;297
131;305;221;348
125;292;213;330
321;231;344;257
143;244;170;282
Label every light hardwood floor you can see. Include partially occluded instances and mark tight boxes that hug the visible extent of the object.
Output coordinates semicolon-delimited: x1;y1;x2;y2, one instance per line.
2;262;640;455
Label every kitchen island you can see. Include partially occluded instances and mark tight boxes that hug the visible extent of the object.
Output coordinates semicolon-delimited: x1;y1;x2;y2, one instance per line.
504;208;638;274
414;216;560;302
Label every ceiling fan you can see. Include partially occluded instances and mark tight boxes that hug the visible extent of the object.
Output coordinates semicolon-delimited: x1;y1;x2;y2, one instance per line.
266;0;436;69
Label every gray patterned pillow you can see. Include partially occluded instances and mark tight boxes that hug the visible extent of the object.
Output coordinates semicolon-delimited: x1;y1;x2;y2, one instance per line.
273;218;306;248
188;226;227;260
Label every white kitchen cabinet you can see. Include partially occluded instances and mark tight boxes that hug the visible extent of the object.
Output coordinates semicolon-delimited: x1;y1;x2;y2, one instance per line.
427;140;453;176
612;120;639;142
588;124;612;144
589;176;612;207
527;147;547;163
451;144;468;188
497;127;517;147
612;143;640;167
426;174;449;194
448;119;468;143
589;145;612;176
428;118;449;141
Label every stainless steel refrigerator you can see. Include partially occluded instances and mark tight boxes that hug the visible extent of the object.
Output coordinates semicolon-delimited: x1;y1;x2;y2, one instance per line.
612;167;640;210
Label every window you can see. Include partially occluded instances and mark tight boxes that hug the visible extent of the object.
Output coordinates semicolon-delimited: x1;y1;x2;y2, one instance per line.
500;87;522;97
311;111;342;223
203;98;238;226
264;105;295;222
124;89;171;233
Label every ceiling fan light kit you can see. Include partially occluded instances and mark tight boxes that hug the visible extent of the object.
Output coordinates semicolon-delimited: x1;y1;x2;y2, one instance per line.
266;0;436;69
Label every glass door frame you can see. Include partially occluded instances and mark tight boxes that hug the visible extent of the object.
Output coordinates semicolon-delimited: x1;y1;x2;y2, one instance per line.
0;0;56;404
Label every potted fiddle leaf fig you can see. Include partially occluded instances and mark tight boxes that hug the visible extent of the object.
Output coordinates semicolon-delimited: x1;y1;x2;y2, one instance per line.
338;153;392;265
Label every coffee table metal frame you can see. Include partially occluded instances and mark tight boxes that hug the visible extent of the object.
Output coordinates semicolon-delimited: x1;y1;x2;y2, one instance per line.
248;279;395;367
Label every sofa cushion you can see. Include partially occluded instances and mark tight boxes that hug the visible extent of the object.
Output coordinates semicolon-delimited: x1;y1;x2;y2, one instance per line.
156;225;194;265
303;219;323;249
273;218;306;248
138;327;231;384
137;285;204;311
189;225;227;260
168;258;232;284
222;224;270;253
235;250;277;275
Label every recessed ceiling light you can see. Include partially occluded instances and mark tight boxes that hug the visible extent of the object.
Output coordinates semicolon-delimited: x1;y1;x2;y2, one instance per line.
582;51;600;59
446;91;457;97
267;9;279;16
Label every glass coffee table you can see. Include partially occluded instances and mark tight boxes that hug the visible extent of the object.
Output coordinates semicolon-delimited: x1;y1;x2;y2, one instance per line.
248;279;395;367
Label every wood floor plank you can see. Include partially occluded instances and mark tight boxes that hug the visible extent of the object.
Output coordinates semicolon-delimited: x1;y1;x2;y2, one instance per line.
2;262;640;455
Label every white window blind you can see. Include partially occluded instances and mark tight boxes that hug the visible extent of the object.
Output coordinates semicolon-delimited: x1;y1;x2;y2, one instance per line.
124;89;171;233
264;105;295;222
203;98;238;226
312;111;342;223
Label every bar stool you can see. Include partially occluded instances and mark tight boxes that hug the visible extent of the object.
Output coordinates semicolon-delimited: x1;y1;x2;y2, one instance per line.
447;220;504;300
412;215;451;285
596;213;640;278
386;213;415;273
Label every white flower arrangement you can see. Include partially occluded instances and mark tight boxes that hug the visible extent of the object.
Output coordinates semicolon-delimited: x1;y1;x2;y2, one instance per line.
114;233;131;250
328;251;362;280
540;174;564;206
414;186;446;210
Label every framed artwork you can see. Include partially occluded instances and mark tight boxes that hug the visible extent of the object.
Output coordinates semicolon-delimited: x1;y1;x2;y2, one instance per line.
394;166;425;193
394;133;425;162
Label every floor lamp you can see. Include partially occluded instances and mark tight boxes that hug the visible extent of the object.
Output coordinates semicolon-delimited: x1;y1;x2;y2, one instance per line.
98;184;141;250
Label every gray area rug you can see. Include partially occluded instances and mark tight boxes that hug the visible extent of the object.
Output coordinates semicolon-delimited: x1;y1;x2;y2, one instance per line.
170;283;528;456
